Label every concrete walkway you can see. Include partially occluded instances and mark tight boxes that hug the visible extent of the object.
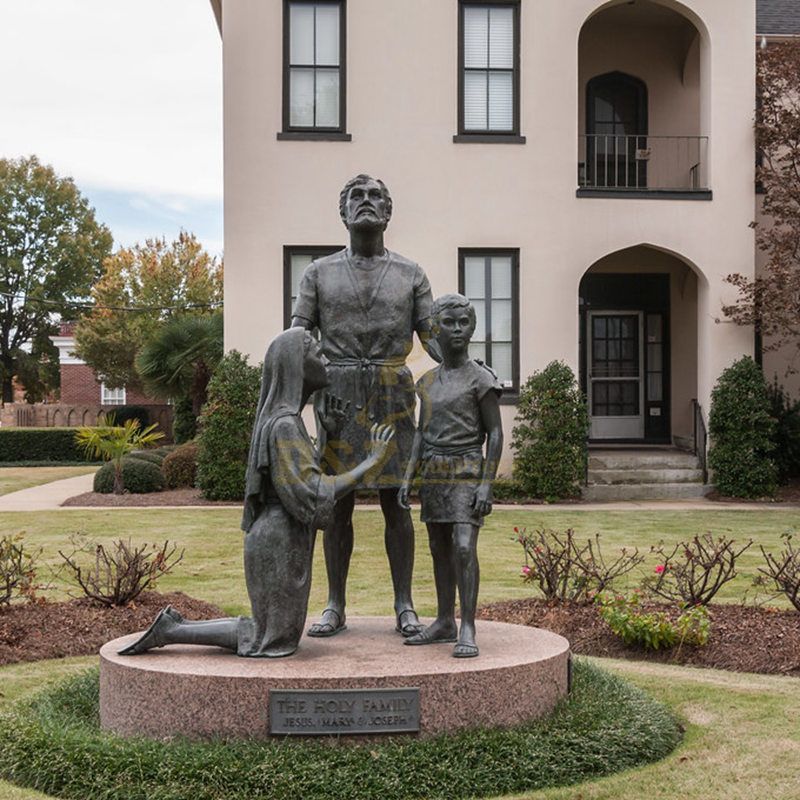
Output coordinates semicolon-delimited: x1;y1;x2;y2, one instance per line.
0;472;797;512
0;472;95;512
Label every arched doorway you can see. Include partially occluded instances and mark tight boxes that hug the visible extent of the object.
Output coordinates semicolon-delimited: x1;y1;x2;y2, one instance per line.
586;72;648;188
579;245;700;445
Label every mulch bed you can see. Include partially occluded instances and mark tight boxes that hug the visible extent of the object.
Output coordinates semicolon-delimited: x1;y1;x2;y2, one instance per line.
3;589;799;676
709;477;800;504
478;597;800;676
0;592;225;666
62;489;238;507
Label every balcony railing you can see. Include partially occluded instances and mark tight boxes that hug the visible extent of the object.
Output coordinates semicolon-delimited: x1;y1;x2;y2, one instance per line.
578;135;709;192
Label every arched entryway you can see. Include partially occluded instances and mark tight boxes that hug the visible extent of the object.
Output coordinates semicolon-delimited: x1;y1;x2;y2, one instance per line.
578;0;710;193
579;245;701;446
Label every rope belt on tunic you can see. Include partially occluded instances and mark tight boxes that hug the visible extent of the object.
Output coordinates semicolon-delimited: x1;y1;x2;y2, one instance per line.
327;357;408;410
422;445;484;460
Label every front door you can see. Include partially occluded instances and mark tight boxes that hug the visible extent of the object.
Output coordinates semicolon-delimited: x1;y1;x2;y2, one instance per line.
587;311;644;439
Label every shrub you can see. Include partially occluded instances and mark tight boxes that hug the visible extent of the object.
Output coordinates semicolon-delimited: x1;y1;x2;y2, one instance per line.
103;405;150;429
0;428;88;463
596;592;710;650
127;450;165;466
708;356;777;497
518;527;643;604
196;351;261;501
758;533;800;611
172;396;197;444
767;378;800;484
0;534;39;606
512;361;589;501
76;419;164;494
643;534;752;607
162;441;199;489
58;537;184;607
491;477;525;502
93;458;164;494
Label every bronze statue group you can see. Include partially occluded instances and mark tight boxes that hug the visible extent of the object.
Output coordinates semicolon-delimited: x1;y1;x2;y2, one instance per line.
120;175;503;662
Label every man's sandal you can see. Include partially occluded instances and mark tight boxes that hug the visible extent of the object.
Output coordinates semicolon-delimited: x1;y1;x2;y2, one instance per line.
307;608;347;638
453;642;479;658
404;627;457;646
395;608;425;638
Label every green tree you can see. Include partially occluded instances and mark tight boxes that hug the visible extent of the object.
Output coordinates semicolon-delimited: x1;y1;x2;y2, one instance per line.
136;312;223;418
74;232;222;389
0;156;112;402
75;418;164;495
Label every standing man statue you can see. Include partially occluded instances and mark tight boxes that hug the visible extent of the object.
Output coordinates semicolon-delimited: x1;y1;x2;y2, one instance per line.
292;174;439;638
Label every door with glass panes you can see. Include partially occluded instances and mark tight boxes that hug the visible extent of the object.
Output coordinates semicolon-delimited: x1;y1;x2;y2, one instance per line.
587;311;644;439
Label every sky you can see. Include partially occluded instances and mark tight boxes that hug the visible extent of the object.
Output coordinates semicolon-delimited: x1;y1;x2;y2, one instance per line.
0;0;224;256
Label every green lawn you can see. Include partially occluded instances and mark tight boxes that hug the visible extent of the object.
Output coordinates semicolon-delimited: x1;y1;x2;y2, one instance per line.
0;656;798;800
0;506;798;800
0;468;95;498
1;508;797;615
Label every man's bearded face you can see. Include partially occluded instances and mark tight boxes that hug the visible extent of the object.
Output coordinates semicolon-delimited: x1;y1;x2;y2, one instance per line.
344;179;389;232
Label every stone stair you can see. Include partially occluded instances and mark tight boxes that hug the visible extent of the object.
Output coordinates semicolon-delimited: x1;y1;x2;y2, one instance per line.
581;448;711;501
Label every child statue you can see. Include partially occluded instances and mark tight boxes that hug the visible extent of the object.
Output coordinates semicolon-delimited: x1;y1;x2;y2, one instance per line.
398;294;503;658
119;327;394;658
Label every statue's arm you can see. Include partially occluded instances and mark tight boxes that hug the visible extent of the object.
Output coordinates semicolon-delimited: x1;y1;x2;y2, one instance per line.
398;426;423;510
416;318;443;363
291;315;313;330
474;391;503;516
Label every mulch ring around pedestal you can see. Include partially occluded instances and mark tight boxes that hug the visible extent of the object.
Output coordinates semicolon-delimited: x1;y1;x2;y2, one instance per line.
478;597;800;676
0;591;225;666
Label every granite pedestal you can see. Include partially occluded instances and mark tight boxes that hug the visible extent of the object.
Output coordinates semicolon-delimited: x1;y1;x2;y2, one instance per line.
101;617;570;740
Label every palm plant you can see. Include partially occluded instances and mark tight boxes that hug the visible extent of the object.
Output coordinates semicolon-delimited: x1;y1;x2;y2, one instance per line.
75;419;164;494
136;312;223;417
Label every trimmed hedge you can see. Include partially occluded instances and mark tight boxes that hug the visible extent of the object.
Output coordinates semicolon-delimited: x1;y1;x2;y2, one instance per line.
163;441;199;489
93;458;164;494
0;661;681;800
511;361;589;501
708;357;777;498
0;428;89;463
127;450;165;466
197;351;261;501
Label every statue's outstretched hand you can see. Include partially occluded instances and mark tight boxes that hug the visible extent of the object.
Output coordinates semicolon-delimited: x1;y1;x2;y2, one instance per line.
320;393;350;436
367;423;395;467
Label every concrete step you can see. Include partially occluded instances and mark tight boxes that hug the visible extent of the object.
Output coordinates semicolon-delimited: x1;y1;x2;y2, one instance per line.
587;468;705;485
581;482;713;502
588;450;700;470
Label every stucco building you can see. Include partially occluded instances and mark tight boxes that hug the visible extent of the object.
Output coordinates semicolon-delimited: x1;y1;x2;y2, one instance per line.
211;0;794;477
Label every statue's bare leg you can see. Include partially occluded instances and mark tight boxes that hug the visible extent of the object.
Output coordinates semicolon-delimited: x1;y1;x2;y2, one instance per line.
307;491;355;637
405;523;457;645
380;487;423;636
452;523;480;658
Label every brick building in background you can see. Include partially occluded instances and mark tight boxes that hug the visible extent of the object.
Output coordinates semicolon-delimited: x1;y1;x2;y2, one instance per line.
0;323;172;433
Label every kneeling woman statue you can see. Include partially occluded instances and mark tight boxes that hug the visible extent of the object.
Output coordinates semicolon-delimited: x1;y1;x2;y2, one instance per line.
120;327;393;658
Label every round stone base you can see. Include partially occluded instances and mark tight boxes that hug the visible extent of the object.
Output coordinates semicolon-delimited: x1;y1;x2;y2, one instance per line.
101;617;570;740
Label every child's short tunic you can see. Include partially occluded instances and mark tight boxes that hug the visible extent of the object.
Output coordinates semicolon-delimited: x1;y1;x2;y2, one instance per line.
415;360;502;525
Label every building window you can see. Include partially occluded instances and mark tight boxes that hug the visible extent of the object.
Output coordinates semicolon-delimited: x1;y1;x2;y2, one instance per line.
101;383;126;406
284;246;342;327
459;249;519;391
283;1;346;134
458;1;521;137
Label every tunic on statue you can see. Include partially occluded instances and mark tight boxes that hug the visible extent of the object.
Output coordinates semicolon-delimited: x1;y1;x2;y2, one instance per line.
415;360;502;527
238;415;335;657
239;328;336;658
293;248;433;488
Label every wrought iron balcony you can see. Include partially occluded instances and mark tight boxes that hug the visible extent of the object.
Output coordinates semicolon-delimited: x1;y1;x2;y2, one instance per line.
578;135;709;194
